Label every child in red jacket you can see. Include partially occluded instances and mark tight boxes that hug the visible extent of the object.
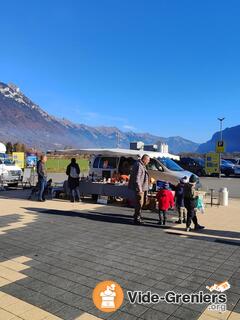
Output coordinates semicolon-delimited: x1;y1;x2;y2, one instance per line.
156;182;175;225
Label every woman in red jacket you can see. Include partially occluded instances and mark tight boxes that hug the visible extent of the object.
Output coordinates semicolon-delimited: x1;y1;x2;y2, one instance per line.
156;182;175;225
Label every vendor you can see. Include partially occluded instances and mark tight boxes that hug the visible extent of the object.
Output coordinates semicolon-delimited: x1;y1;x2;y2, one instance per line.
120;160;131;175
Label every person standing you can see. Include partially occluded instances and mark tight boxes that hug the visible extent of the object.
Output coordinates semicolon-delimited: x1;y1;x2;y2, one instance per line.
175;176;187;224
37;155;48;202
184;174;205;231
128;155;150;224
156;182;174;225
66;158;81;202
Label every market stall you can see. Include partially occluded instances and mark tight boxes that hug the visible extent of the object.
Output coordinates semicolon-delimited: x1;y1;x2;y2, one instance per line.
78;181;135;199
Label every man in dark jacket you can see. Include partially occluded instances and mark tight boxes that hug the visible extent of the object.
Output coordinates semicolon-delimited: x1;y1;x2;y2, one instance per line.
184;174;205;231
128;155;150;224
66;158;81;202
37;155;47;202
175;176;187;224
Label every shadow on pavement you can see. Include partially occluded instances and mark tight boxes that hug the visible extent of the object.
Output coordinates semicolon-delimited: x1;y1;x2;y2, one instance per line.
22;207;240;245
22;207;173;230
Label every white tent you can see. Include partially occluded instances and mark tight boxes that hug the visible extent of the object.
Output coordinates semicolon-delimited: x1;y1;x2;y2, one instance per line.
0;142;6;153
57;147;180;160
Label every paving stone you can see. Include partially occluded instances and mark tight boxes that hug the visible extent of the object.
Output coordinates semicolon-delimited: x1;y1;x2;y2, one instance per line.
153;281;175;291
233;301;240;312
177;280;202;291
173;306;201;320
69;283;93;298
121;303;149;317
108;310;139;320
225;291;240;311
58;291;93;311
160;276;183;286
38;284;67;299
184;275;208;285
54;305;85;320
39;298;67;314
151;301;179;315
131;275;159;287
140;308;170;320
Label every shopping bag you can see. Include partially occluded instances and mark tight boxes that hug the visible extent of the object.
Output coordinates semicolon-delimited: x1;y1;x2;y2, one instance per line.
196;195;205;213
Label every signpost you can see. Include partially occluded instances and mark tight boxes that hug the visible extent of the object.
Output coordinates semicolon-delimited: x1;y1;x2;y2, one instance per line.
205;152;220;176
217;117;225;178
216;140;225;153
12;152;25;169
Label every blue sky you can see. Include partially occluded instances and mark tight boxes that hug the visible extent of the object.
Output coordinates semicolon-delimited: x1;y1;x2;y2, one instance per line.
1;0;240;143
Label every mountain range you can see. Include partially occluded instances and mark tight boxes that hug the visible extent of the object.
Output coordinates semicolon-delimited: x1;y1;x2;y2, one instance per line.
0;82;201;153
197;125;240;153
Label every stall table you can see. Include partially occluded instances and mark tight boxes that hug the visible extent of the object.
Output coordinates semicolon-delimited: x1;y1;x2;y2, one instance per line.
78;181;135;199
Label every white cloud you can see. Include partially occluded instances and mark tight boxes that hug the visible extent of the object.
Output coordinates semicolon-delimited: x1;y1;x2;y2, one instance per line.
73;108;137;131
74;110;127;123
123;125;136;131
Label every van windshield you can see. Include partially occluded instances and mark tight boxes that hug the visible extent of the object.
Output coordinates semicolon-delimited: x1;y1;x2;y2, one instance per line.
158;157;184;171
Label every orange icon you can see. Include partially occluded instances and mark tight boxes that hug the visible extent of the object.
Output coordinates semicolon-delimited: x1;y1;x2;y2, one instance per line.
92;280;124;313
206;280;230;293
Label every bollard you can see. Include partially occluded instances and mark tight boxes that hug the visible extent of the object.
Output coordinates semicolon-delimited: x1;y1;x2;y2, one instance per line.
219;187;228;206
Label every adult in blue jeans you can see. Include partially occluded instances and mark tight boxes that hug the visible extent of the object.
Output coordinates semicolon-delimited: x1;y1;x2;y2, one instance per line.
37;155;47;202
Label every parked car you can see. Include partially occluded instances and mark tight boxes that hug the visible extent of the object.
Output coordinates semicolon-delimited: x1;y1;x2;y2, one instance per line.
221;159;235;177
178;157;236;177
223;158;238;165
0;157;22;187
233;159;240;166
177;157;206;177
230;159;240;176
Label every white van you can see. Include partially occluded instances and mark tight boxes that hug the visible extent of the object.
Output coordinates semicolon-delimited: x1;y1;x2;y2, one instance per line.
0;157;22;187
86;148;198;185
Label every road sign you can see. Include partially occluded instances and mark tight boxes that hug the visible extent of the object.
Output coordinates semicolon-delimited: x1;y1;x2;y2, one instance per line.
216;140;225;153
12;152;25;169
205;152;220;175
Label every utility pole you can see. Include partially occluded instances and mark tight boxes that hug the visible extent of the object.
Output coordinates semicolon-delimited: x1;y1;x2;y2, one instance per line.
217;117;225;178
116;132;120;148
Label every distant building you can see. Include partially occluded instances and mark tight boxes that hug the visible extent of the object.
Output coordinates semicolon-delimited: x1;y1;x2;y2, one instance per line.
130;141;144;150
158;142;169;153
130;141;169;154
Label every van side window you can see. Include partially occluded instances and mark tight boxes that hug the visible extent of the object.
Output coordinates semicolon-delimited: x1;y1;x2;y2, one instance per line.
147;159;163;171
99;157;117;169
93;157;100;168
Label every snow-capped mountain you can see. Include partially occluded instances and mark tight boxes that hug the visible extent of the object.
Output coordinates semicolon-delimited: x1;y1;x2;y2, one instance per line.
0;82;199;153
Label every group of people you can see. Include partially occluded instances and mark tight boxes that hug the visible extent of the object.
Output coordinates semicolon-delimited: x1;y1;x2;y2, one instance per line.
128;154;205;232
37;153;205;232
36;155;81;203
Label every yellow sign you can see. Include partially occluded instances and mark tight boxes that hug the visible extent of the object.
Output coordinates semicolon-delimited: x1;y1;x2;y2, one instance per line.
12;152;25;169
92;280;124;313
216;140;225;153
205;152;220;175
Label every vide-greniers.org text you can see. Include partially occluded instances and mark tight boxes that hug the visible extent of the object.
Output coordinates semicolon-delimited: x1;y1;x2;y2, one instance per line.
127;290;227;305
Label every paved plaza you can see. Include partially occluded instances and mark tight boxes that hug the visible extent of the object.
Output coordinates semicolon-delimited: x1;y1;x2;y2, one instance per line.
0;190;240;320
